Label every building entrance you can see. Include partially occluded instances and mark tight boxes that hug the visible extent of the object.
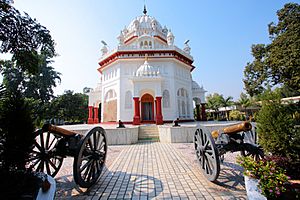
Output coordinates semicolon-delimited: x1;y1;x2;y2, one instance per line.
141;94;154;121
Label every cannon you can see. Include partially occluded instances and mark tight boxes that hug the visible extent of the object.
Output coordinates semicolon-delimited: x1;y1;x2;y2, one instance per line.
28;124;107;188
193;122;264;182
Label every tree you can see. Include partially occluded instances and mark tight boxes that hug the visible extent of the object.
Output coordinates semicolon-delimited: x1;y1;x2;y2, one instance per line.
243;3;300;96
2;56;61;103
49;90;88;123
206;93;222;120
237;93;251;117
0;1;57;191
219;95;233;120
0;0;55;73
1;0;60;125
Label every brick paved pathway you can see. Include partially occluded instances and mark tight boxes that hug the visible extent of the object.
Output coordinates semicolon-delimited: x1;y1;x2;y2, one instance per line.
56;142;246;199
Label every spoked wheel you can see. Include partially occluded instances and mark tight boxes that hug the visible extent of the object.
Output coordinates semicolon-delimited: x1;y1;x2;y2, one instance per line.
241;143;264;161
73;127;107;188
194;128;220;182
28;129;64;177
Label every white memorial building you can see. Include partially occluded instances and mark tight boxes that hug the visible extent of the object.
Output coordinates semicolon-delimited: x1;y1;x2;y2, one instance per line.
88;7;206;125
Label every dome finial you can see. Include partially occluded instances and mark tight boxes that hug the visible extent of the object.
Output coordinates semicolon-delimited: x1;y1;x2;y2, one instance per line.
143;4;147;15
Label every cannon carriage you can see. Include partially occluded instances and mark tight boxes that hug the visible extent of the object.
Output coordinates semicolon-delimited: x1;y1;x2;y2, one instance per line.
28;124;107;188
193;122;264;182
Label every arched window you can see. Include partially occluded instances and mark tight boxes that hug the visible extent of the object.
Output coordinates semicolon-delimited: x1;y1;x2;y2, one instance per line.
105;89;117;102
125;91;132;109
140;41;143;48
163;90;170;108
182;101;186;115
149;41;152;48
177;88;189;118
178;100;181;117
144;41;148;47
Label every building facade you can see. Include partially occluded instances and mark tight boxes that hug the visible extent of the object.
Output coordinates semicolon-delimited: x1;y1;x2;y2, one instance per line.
88;8;206;124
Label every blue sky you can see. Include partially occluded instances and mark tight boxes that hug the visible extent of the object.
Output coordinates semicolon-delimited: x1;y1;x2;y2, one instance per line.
12;0;297;100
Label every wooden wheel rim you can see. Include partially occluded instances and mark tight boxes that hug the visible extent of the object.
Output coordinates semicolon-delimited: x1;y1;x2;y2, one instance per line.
73;127;107;188
194;128;220;182
28;129;64;177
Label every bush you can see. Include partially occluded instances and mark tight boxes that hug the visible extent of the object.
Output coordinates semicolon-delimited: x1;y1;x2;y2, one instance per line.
256;98;300;179
229;110;245;121
237;155;289;199
0;91;35;171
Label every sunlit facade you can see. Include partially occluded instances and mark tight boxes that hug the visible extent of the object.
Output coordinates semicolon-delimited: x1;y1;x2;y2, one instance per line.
88;8;206;124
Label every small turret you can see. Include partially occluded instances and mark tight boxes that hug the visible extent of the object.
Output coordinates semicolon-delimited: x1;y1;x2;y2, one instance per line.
117;31;124;46
167;29;174;46
183;40;191;54
100;41;108;56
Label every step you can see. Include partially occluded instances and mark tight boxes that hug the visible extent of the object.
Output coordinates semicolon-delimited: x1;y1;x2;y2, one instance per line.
138;125;159;140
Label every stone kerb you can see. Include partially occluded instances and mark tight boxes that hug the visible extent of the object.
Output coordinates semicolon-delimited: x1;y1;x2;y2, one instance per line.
158;125;197;143
61;125;139;145
158;121;242;143
104;127;138;145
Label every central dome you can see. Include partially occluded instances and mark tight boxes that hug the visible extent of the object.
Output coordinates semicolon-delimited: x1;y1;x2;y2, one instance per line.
136;59;159;77
128;15;163;33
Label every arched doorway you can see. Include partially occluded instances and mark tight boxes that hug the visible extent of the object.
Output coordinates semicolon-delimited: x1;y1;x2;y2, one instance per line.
141;93;154;121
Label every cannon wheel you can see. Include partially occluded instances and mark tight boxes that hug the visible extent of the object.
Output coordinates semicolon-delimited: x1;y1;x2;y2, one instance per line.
241;143;264;161
28;129;64;177
73;127;107;188
194;128;220;182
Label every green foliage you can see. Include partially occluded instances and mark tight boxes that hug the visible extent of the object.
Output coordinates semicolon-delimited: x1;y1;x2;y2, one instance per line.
229;110;245;121
0;0;60;127
256;97;300;162
0;0;56;73
243;3;300;96
206;93;234;120
1;53;60;103
237;156;289;198
48;90;88;123
0;91;35;171
219;95;233;120
237;93;251;109
0;0;58;179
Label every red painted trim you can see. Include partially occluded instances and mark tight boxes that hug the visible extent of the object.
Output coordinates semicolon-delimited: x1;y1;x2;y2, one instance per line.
124;36;138;44
103;119;195;125
88;106;94;124
141;94;155;122
133;97;141;125
154;35;167;44
155;96;163;125
98;50;194;72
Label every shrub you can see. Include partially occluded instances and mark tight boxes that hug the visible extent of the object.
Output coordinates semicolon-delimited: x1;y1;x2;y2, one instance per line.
229;110;245;121
237;156;289;199
256;99;300;166
0;91;35;171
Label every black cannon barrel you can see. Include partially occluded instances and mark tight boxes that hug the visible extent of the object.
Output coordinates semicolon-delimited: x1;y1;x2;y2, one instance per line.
42;124;77;137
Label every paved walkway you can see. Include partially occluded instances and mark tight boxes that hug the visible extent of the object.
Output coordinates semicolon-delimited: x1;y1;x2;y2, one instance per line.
55;142;246;200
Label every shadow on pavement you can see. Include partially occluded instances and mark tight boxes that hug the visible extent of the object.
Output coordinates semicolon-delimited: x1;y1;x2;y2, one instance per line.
86;169;164;199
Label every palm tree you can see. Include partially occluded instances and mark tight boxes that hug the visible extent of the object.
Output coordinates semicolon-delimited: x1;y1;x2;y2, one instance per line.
237;93;251;119
206;93;222;120
220;96;234;120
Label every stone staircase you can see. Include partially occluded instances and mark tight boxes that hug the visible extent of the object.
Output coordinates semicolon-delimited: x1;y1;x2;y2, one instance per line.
138;125;159;141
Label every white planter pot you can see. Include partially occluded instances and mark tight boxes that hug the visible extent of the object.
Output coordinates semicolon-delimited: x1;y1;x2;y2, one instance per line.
36;175;56;200
244;175;267;200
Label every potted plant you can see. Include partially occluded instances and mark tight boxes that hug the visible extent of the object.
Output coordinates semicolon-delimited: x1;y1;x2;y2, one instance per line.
237;156;289;199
